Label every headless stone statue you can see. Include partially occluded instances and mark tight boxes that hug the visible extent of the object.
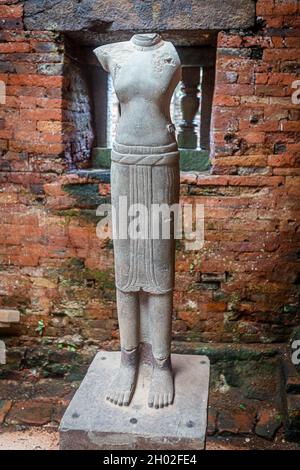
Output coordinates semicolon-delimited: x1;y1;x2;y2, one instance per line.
94;33;181;408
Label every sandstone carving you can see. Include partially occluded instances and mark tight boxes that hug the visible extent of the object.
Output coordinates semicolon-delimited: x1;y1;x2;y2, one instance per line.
94;33;181;408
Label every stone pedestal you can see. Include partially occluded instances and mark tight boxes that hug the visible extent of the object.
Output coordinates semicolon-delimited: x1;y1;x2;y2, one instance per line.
59;351;210;450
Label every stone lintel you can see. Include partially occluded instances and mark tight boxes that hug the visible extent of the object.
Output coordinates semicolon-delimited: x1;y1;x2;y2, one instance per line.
24;1;255;33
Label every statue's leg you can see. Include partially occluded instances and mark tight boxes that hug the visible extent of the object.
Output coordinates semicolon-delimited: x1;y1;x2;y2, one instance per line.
147;291;174;409
106;289;139;406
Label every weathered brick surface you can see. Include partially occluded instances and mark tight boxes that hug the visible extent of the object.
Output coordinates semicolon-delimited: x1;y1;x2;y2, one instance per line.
0;24;65;172
62;40;94;169
7;399;53;426
0;399;12;424
0;0;299;348
255;406;283;439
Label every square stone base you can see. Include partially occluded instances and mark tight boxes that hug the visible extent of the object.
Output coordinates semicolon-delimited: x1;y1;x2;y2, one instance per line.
59;351;210;450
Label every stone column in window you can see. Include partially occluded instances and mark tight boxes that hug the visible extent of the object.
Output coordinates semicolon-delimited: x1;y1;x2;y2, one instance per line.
200;66;215;151
177;66;200;149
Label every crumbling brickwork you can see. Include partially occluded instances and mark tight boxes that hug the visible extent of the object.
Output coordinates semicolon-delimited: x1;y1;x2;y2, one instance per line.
0;0;299;348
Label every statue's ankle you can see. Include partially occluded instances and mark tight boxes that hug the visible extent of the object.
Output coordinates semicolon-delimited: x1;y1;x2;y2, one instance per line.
152;354;172;370
121;346;139;367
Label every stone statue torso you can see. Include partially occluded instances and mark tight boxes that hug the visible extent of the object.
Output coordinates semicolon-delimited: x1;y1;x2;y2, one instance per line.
94;35;181;146
94;34;181;295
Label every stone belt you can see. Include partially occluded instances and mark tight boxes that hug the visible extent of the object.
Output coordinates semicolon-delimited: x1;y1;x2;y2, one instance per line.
112;141;179;166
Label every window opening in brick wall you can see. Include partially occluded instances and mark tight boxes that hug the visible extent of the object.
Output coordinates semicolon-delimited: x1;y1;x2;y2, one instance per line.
90;45;216;173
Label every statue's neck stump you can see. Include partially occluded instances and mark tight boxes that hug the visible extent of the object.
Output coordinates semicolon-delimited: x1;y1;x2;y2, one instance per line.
131;33;163;51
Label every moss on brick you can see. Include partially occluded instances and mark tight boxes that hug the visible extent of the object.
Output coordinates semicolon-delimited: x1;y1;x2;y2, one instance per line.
55;209;80;217
57;258;116;303
55;208;104;224
85;269;115;291
193;345;278;363
62;183;110;209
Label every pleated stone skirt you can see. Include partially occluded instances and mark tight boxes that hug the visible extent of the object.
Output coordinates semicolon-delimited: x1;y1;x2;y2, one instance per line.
111;141;180;294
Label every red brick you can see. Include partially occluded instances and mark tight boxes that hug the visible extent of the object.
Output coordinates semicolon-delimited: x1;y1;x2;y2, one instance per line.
255;85;287;97
255;407;282;439
256;1;275;16
10;213;39;226
0;42;30;53
212;111;239;131
9;140;64;154
268;154;296;167
218;33;242;48
263;108;287;123
218;409;255;435
284;37;300;48
196;175;229;186
46;87;62;99
8;400;53;426
0;400;12;425
213;155;267;167
36;98;63;109
0;4;23;18
215;84;254;96
264;48;300;61
286;176;300;195
20;108;62;121
213;95;241;107
1;95;18;108
0;0;21;4
255;73;269;85
42;133;63;144
0;129;13;139
239;96;269;107
281;121;300;132
14;130;40;142
207;407;218;436
238;72;253;84
273;168;300;176
202;302;227;313
37;120;61;132
6;85;45;98
19;96;37;109
242;35;273;48
15;119;37;132
273;1;298;16
30;41;59;53
9;74;63;88
44;182;66;197
239;119;279;132
227;175;284;187
0;73;8;84
263;15;284;28
272;36;284;48
177;310;202;327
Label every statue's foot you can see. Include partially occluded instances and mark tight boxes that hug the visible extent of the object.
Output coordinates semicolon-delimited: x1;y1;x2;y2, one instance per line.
148;356;174;409
106;348;138;406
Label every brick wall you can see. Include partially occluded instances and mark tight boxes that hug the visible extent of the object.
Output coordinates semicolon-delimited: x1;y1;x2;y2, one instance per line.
206;0;300;342
0;1;65;173
0;0;299;347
